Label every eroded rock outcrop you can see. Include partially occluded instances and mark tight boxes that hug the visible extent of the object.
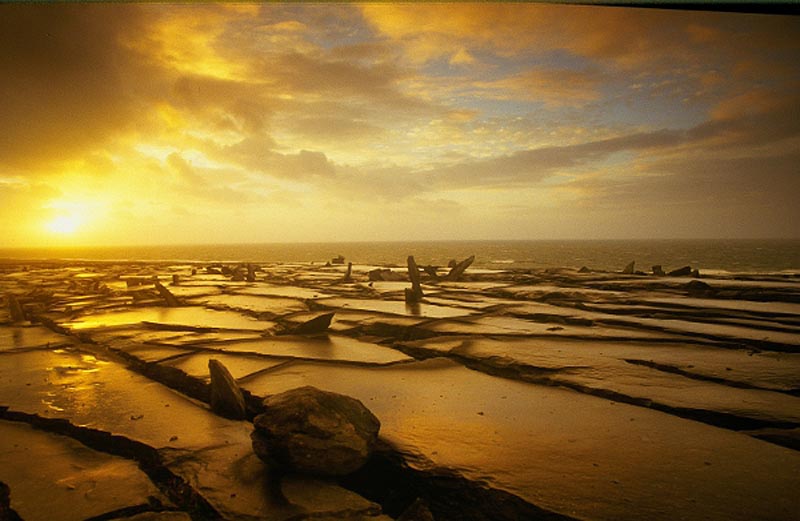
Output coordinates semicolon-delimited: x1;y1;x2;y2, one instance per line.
251;386;380;476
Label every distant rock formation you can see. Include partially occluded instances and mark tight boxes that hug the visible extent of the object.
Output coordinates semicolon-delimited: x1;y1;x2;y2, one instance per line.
331;255;346;265
622;261;635;275
446;255;475;281
652;265;666;276
251;386;380;476
668;266;692;277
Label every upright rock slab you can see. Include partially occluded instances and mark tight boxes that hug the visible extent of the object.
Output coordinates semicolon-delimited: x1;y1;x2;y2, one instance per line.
405;256;424;304
251;386;380;476
209;359;247;420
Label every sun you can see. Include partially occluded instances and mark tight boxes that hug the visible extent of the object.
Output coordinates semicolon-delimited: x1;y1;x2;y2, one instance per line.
46;214;82;235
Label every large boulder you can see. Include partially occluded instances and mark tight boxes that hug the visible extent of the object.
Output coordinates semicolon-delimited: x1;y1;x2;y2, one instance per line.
251;386;380;476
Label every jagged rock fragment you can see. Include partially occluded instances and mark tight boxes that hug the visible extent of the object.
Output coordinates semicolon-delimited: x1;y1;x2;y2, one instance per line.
154;281;180;307
251;386;380;476
209;359;247;420
446;255;475;281
291;312;335;335
622;261;635;275
652;265;666;276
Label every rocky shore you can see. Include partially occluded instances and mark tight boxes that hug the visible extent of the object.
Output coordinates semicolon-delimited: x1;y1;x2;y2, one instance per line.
1;258;799;520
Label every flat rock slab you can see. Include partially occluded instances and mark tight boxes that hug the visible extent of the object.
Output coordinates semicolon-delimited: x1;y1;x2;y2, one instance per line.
112;344;193;363
422;315;679;340
0;420;165;521
0;348;245;450
0;347;386;520
162;352;287;381
242;357;800;521
315;298;474;319
192;294;308;315
641;297;800;317
235;285;333;299
63;307;273;332
204;335;413;365
91;328;263;347
436;337;800;392
0;326;73;351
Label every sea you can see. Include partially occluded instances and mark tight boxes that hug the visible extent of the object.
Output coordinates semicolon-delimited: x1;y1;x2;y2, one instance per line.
1;239;799;275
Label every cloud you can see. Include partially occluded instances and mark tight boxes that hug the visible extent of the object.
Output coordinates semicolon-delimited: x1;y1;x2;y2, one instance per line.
361;4;800;69
474;67;602;107
0;4;151;168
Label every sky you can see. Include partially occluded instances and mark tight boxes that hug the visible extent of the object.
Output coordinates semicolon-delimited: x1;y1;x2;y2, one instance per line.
1;3;799;248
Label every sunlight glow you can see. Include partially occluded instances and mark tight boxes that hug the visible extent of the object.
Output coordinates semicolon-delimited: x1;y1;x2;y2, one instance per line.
46;214;82;234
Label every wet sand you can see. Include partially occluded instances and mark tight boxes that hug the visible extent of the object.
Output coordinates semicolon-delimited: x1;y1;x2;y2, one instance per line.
1;259;799;520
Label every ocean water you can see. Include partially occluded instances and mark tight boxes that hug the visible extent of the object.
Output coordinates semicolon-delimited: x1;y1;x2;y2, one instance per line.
1;239;799;274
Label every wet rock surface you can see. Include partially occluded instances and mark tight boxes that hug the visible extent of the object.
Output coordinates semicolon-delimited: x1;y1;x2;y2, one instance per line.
1;259;800;520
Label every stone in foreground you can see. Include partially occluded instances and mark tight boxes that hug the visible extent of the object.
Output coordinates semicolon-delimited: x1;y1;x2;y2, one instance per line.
251;386;380;476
